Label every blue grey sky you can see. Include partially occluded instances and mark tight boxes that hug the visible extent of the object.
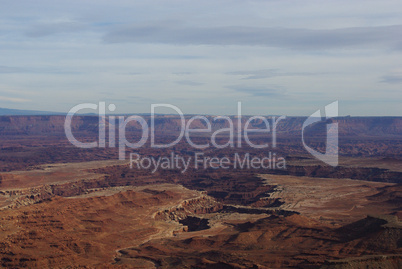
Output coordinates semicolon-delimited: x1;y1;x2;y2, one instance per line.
0;0;401;115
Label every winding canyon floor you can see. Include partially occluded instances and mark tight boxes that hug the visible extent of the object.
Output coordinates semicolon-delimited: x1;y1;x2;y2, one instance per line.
0;159;401;268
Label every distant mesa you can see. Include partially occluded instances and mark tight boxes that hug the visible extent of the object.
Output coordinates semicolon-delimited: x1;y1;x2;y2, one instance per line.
0;107;64;116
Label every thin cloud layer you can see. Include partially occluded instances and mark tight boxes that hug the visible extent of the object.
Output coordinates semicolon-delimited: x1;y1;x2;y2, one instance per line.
176;80;205;86
229;85;286;98
381;72;402;84
0;96;30;103
0;66;25;73
228;69;317;80
103;24;402;51
26;22;87;38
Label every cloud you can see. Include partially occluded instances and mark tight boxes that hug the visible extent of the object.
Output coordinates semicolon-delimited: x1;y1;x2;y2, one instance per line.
227;69;318;80
0;66;25;73
25;21;86;37
0;65;81;75
103;24;402;51
176;80;204;86
229;85;286;97
0;96;30;103
380;73;402;84
228;69;278;79
173;72;193;75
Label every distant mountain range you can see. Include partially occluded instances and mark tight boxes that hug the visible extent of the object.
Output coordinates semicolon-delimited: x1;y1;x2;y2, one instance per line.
0;107;64;116
0;113;400;138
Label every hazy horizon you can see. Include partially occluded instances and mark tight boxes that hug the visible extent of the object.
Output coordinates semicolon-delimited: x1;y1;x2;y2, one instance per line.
1;105;402;117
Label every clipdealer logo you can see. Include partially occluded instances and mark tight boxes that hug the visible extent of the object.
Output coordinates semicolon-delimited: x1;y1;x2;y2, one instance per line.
302;101;339;167
64;101;339;169
64;102;286;158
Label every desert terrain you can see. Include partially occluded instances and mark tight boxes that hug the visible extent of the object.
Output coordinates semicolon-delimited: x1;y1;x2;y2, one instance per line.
0;115;401;268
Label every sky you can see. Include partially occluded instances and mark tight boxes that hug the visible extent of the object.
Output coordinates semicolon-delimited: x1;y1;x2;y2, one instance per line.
0;0;401;116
